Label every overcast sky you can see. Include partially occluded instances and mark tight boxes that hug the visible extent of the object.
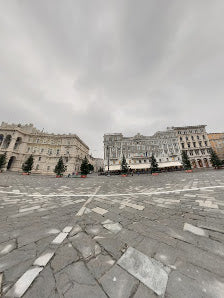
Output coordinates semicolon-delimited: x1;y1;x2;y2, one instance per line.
0;1;223;157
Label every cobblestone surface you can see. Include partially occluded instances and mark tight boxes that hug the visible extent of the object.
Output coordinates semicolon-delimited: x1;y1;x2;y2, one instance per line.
0;170;224;297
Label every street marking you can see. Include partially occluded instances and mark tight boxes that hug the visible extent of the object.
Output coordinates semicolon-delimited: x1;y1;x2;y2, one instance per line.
0;185;224;198
76;186;101;216
92;207;108;215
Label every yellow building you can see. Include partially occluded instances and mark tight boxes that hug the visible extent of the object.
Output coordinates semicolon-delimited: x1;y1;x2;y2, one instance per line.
208;133;224;161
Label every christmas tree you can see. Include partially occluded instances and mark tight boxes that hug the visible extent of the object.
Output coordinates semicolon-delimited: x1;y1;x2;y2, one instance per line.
0;152;7;170
210;148;221;168
80;156;89;175
22;155;34;173
54;157;66;176
181;151;192;170
151;154;158;173
121;154;128;173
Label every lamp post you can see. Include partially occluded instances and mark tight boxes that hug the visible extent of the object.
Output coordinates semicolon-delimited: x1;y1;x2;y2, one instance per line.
107;145;110;176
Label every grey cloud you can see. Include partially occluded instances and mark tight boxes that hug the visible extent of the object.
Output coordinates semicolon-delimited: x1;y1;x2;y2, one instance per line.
0;0;223;157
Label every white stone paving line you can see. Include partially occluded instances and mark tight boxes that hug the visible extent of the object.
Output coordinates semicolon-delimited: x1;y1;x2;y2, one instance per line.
5;225;73;297
5;267;43;297
33;250;55;267
51;232;68;244
183;223;209;237
1;185;224;198
92;207;108;215
76;186;101;216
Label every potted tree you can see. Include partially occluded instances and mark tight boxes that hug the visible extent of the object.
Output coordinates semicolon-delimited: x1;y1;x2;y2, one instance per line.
0;152;7;172
151;154;159;175
181;151;192;172
80;156;89;178
210;148;222;169
121;154;128;176
22;155;34;175
88;163;94;174
54;156;66;177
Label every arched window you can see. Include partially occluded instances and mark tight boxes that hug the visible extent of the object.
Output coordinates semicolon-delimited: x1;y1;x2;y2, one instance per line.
0;134;4;146
2;135;12;149
14;137;22;150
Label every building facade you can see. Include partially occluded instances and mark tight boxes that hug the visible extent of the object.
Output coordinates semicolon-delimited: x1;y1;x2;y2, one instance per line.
88;155;104;172
104;125;212;171
103;129;182;171
0;122;89;174
172;125;212;168
208;133;224;161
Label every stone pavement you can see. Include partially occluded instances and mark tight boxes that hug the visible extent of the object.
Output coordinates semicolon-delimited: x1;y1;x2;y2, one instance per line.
0;170;224;297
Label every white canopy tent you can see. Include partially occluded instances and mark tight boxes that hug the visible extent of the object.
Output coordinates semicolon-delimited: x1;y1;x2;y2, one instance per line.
104;161;182;171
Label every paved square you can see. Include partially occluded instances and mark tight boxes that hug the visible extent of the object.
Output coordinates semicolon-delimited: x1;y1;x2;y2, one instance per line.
0;170;224;297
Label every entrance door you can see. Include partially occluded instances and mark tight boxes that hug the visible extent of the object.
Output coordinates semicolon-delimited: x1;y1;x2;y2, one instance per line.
7;156;15;170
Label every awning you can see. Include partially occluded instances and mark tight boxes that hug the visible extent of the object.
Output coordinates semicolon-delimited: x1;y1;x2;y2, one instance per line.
158;161;182;168
104;161;182;171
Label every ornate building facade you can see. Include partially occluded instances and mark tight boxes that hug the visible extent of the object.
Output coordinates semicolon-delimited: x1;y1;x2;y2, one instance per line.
103;129;182;171
172;125;212;168
208;133;224;161
104;125;212;171
0;122;89;174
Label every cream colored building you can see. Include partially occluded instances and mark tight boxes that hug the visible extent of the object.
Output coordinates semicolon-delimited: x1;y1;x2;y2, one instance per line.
172;125;212;168
104;125;213;171
0;122;89;174
104;129;182;172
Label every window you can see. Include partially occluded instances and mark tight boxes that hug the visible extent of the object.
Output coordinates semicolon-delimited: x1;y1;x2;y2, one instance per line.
203;135;205;139
193;142;196;148
65;157;69;162
181;143;185;149
201;149;205;155
199;141;202;147
159;159;161;162
180;137;182;141
191;136;194;140
41;148;44;153
36;164;39;170
139;160;141;163
205;141;207;146
197;135;200;140
47;166;50;171
38;157;41;161
186;136;188;141
189;150;193;156
195;150;199;155
187;143;191;148
27;147;30;153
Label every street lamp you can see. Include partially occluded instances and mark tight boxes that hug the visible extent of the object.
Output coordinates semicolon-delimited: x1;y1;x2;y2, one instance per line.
107;145;110;176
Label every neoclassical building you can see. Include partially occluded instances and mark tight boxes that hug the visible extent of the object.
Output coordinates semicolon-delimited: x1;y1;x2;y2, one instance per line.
172;125;212;168
0;122;89;174
104;129;182;171
104;125;212;171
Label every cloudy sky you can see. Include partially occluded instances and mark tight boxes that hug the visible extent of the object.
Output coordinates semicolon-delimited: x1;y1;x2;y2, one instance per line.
1;0;223;157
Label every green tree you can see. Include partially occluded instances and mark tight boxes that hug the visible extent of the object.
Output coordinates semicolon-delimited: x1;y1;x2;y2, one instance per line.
210;148;221;168
181;151;192;170
151;154;158;173
22;155;34;173
121;154;128;173
54;156;66;176
0;152;7;170
81;156;89;175
88;163;94;172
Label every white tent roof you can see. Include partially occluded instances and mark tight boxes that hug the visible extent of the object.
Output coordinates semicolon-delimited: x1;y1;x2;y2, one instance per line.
158;161;182;168
105;161;182;171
